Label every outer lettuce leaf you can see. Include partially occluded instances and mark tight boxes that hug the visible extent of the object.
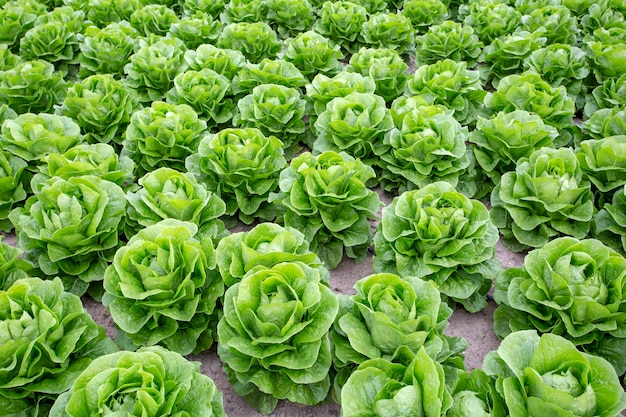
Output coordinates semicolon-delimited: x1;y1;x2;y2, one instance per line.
0;236;33;291
0;150;27;232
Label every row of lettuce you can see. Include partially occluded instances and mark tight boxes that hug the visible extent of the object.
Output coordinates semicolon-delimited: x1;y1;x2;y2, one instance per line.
1;0;626;415
2;230;626;416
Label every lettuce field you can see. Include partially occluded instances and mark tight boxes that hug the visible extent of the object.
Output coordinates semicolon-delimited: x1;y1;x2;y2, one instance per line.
1;0;626;415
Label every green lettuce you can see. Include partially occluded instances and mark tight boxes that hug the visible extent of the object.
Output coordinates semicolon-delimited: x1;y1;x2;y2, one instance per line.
0;277;117;417
341;346;454;417
585;27;626;83
447;369;507;417
217;261;338;414
0;150;27;232
524;43;591;109
521;5;580;45
215;222;328;288
584;74;626;119
265;0;315;38
404;59;486;126
347;47;409;103
231;58;307;96
121;101;207;177
9;176;126;295
479;29;547;88
0;112;82;167
331;273;466;399
484;71;576;146
580;0;626;35
469;110;559;186
124;36;188;103
491;147;594;251
125;167;226;239
217;21;281;63
373;182;500;312
130;4;179;37
313;0;368;54
389;95;450;127
380;109;474;196
577;135;626;196
270;151;380;269
49;346;227;417
185;127;287;225
168;11;222;49
305;71;377;119
0;0;46;50
30;142;134;191
493;238;626;376
19;7;83;69
0;236;33;290
483;330;626;414
583;107;626;140
235;83;306;155
0;59;68;114
360;13;415;56
415;20;483;66
181;0;226;15
103;219;223;355
77;21;138;78
284;31;343;79
184;44;247;80
56;74;140;145
312;91;394;168
81;0;147;27
220;0;266;24
166;68;237;128
461;0;521;44
593;184;626;254
401;0;449;34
